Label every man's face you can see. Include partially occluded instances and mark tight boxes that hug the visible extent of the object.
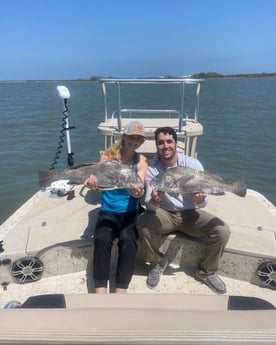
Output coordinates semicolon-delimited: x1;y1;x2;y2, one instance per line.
156;132;177;162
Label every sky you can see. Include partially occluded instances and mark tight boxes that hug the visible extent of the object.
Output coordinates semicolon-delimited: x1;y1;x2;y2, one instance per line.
1;0;276;80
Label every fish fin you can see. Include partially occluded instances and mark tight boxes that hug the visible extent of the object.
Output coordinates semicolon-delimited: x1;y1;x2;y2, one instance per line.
232;177;247;197
67;179;80;185
178;175;194;184
66;162;98;170
204;171;226;183
97;186;116;190
38;170;57;187
212;191;225;196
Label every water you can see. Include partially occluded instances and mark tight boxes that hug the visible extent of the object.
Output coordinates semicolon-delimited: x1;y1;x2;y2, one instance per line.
0;78;275;224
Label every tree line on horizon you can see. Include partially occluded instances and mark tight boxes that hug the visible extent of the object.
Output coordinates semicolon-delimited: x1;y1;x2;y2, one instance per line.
190;72;276;78
88;72;276;81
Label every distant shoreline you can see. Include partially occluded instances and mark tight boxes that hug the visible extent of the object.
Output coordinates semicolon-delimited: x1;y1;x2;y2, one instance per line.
1;72;276;82
190;72;276;79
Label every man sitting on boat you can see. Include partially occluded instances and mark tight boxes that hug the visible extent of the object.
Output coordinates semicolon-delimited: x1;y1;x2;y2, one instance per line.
137;127;230;294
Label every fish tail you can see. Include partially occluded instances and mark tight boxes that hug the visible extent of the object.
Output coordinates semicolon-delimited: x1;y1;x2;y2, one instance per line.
232;178;247;197
38;170;56;187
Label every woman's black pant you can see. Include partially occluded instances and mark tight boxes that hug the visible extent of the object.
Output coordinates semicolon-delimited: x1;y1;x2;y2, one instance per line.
93;209;139;289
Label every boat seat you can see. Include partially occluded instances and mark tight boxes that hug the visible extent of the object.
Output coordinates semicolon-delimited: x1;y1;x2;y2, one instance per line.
97;118;203;158
19;293;275;310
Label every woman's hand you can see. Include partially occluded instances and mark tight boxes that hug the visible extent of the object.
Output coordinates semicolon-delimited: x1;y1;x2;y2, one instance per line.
130;183;144;198
84;175;98;190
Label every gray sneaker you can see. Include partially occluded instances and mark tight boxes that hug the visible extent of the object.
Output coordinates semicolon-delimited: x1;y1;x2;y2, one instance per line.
146;259;169;289
196;271;227;294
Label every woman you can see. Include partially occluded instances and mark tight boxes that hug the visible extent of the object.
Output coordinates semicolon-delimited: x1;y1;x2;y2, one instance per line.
85;121;148;293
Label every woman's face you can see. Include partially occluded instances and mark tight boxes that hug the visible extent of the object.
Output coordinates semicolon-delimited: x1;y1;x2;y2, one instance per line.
123;134;144;150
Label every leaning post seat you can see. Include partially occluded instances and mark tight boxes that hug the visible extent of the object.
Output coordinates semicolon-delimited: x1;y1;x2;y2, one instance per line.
97;78;204;158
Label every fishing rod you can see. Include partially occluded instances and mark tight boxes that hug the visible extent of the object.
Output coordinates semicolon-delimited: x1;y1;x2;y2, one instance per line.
50;85;75;170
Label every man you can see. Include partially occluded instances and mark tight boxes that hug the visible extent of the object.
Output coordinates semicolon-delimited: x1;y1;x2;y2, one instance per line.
137;127;230;294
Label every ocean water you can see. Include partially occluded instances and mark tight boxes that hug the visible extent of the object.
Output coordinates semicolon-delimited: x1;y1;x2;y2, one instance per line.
0;78;275;224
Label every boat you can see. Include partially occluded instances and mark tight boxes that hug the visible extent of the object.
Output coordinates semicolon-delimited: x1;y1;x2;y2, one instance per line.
0;78;275;344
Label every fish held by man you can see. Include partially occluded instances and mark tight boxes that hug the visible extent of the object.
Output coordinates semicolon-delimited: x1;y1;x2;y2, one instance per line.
151;166;247;197
38;160;143;189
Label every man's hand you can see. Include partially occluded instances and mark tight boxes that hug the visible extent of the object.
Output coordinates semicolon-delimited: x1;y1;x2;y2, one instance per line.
151;189;164;205
192;192;207;204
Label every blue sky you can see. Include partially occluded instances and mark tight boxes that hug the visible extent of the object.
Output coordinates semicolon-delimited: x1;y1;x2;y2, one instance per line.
1;0;276;80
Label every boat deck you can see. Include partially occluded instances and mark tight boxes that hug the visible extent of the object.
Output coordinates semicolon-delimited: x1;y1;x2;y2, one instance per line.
0;77;276;294
1;184;275;288
0;78;276;344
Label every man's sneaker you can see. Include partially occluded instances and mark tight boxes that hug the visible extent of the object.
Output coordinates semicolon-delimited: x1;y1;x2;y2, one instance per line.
196;271;227;294
146;259;168;289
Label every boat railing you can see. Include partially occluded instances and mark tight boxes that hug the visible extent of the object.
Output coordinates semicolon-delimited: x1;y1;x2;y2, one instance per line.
97;78;205;158
117;109;185;132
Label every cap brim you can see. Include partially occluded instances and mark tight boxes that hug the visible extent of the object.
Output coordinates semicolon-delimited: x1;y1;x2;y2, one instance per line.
124;132;145;138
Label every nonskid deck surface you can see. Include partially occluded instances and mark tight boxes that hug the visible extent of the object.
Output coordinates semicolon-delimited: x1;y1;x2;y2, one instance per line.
1;185;275;257
0;184;276;292
1;241;276;310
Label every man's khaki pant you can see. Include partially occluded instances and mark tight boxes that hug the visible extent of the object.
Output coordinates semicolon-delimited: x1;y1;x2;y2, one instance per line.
136;208;230;274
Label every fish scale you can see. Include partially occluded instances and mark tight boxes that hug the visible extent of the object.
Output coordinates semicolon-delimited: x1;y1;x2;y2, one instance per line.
38;160;143;189
151;166;247;197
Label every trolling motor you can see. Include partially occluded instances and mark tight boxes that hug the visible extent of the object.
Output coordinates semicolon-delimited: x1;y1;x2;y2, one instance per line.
57;85;74;168
49;85;75;171
49;86;75;197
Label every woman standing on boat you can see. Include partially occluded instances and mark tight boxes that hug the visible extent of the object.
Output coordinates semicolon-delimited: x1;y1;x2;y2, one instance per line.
85;121;148;294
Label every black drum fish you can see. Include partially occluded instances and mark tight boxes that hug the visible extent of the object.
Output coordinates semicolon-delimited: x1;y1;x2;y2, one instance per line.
39;160;143;190
150;166;246;197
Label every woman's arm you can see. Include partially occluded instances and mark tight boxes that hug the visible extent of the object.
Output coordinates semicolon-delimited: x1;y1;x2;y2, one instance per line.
130;154;148;198
137;154;148;183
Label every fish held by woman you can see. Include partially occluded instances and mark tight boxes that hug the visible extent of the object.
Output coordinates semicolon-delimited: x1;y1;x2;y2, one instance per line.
151;166;247;197
38;160;143;189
